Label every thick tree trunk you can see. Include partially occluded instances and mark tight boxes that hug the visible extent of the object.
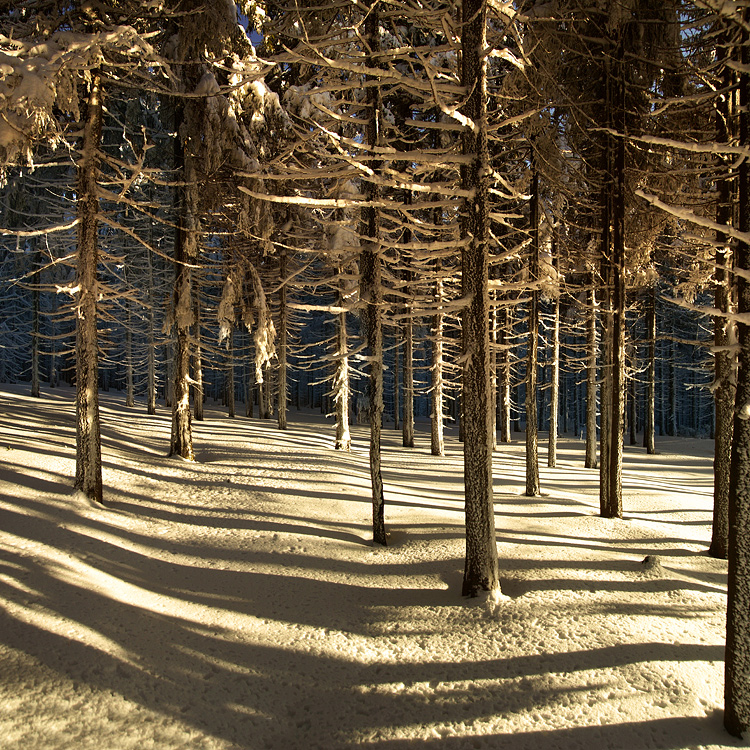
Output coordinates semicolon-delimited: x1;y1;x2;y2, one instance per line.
725;26;750;738
278;248;288;430
460;0;499;598
169;139;197;460
75;71;104;502
361;2;387;546
599;40;624;520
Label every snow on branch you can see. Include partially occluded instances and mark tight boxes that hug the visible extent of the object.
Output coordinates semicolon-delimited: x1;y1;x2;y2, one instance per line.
635;189;750;247
0;219;79;236
237;185;388;209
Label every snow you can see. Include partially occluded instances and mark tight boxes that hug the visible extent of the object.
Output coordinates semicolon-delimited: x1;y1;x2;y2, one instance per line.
0;383;744;750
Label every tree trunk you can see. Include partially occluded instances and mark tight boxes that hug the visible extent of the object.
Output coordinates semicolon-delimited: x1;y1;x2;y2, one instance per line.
30;244;41;399
499;305;512;443
403;271;415;448
334;290;351;451
460;0;499;598
548;239;560;468
192;282;204;421
226;327;235;419
644;287;656;453
74;71;104;502
585;282;598;468
431;261;445;457
125;301;134;408
711;54;735;560
278;248;288;430
599;38;624;520
726;26;750;736
146;240;157;415
361;2;387;546
526;168;540;496
246;337;255;418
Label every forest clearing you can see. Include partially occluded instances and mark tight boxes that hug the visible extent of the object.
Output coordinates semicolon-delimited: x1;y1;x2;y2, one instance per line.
0;384;737;750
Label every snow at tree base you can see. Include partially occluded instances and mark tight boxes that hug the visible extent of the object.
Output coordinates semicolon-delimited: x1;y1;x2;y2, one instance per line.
0;385;737;750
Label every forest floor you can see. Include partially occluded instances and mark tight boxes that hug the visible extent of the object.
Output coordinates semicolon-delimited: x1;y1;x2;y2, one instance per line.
0;383;742;750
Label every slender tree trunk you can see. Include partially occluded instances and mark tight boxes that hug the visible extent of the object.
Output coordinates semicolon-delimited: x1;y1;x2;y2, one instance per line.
644;287;656;453
431;260;445;456
125;301;134;408
403;272;415;448
361;2;387;546
146;241;157;415
226;327;235;418
75;71;104;502
726;25;750;736
585;283;598;467
246;337;255;418
490;298;498;451
193;285;204;420
526;168;540;496
334;294;351;451
460;0;499;598
30;244;41;398
393;331;400;430
499;306;512;443
628;339;636;446
712;57;735;560
548;239;560;468
49;293;58;388
278;248;288;430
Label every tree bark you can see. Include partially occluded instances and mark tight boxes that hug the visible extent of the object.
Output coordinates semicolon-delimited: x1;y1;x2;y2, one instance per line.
585;282;598;468
226;327;235;418
193;284;204;421
725;21;750;738
334;266;351;450
403;270;415;448
74;71;104;502
431;260;445;457
278;248;288;430
361;2;387;546
548;238;560;468
460;0;499;597
499;305;512;443
599;37;624;520
30;244;41;399
644;287;656;453
125;301;134;408
169;133;197;460
711;52;735;560
526;166;541;496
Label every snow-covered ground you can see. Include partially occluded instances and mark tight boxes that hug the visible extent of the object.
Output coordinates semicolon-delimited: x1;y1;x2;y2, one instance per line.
0;383;741;750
